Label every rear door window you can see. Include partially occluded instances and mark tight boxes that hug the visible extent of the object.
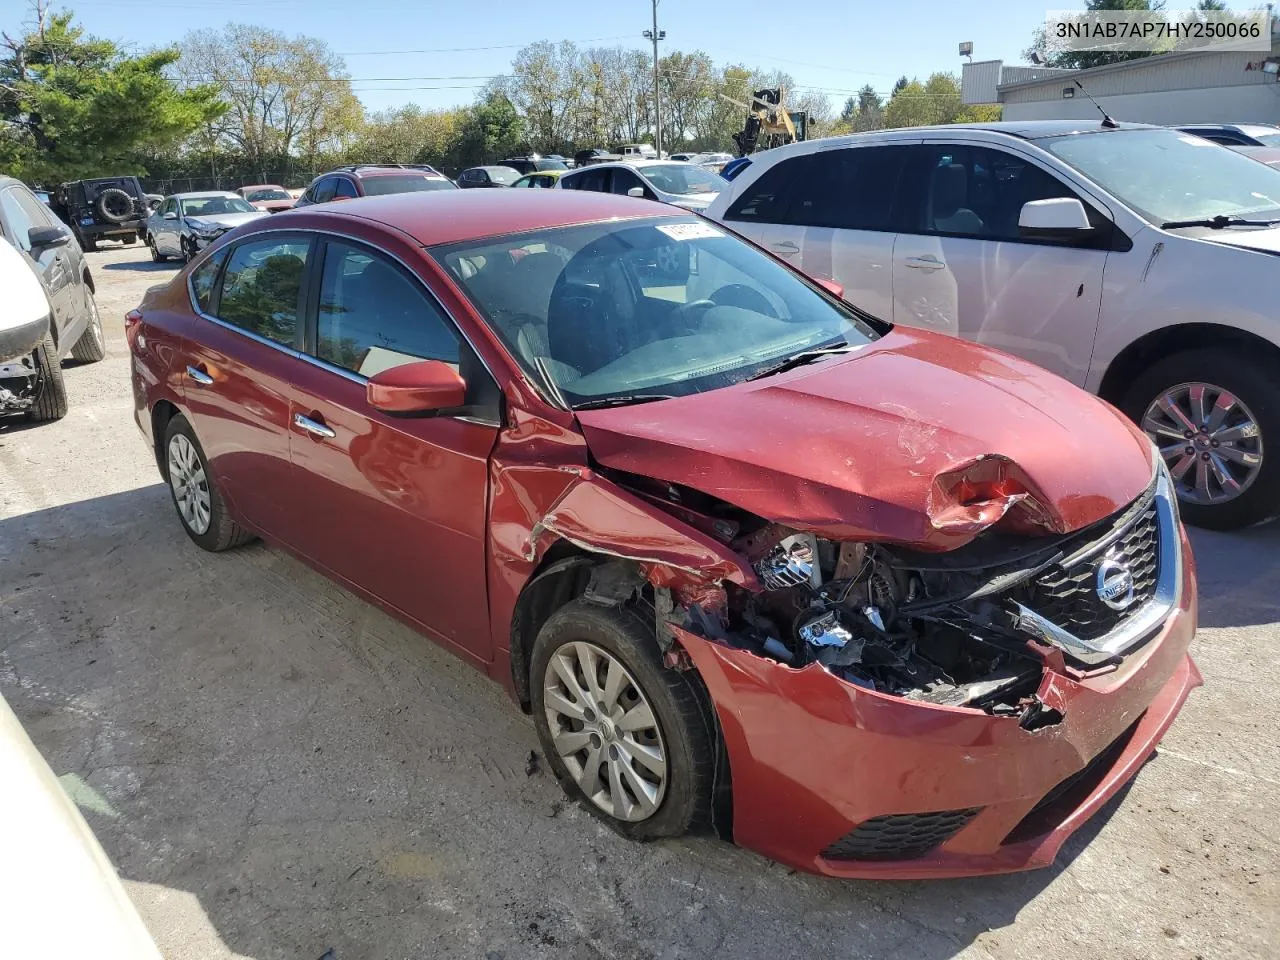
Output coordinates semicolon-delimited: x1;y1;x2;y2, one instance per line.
334;177;358;199
215;236;310;346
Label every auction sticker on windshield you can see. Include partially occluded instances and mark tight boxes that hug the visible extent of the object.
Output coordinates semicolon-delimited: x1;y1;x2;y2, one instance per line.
656;222;724;241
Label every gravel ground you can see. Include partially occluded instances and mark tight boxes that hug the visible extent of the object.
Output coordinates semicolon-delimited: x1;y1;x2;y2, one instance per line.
1;242;1277;960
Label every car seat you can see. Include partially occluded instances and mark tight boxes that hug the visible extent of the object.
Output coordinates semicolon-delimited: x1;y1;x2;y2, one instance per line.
929;163;984;235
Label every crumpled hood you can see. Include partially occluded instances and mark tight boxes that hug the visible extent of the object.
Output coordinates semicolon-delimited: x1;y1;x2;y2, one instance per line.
186;211;268;230
577;327;1154;550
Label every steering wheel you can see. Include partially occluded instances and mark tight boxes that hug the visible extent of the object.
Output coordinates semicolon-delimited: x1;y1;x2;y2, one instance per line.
666;299;717;335
709;283;779;318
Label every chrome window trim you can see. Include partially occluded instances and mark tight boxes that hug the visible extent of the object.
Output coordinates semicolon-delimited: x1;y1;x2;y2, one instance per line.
185;225;502;428
1011;461;1182;660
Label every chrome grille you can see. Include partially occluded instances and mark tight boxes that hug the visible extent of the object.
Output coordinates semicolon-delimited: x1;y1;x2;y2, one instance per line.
1016;500;1160;641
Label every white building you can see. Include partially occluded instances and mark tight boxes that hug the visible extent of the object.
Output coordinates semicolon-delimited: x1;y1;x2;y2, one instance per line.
962;41;1280;126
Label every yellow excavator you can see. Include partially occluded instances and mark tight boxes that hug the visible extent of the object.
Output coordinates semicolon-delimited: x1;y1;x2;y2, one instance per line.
721;87;808;157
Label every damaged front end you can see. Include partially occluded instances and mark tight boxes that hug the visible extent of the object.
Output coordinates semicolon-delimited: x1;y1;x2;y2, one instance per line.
638;455;1181;727
582;454;1198;877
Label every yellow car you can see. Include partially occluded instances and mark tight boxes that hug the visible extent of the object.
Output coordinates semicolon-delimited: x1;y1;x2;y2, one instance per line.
510;170;564;189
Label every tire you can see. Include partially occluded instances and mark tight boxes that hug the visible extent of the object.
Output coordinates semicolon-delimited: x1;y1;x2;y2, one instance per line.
95;187;134;224
148;235;166;262
161;413;255;552
181;237;195;264
530;598;714;840
70;294;106;363
122;234;137;245
1121;348;1280;530
74;227;98;253
26;331;68;422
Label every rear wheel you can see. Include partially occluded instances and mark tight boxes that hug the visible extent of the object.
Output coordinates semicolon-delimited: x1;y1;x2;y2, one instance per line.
74;227;98;253
70;294;106;363
25;332;68;422
162;413;255;551
530;599;714;840
122;234;136;245
1123;348;1279;529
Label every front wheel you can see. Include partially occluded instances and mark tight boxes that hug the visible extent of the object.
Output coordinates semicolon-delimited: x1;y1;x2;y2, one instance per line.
25;331;68;422
148;235;166;263
530;599;714;840
162;414;255;551
1123;348;1279;529
181;237;195;263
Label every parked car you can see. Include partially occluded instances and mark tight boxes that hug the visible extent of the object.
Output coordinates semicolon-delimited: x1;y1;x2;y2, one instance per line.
1229;144;1280;169
545;153;574;167
0;176;106;421
669;152;699;162
294;165;456;208
574;148;619;168
50;176;149;252
0;237;51;366
144;193;164;212
500;155;570;175
707;120;1280;529
457;166;522;188
616;143;658;159
128;190;1198;879
557;159;726;212
0;693;164;960
1175;122;1280;147
237;184;296;213
145;192;268;264
511;170;564;189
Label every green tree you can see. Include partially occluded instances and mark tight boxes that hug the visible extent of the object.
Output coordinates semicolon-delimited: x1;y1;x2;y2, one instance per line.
1195;0;1226;10
0;3;223;182
449;92;524;169
852;83;884;131
891;75;909;98
175;24;361;177
1026;0;1165;70
883;73;997;128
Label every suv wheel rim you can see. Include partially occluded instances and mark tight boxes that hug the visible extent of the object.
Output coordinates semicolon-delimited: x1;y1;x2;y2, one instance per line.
168;434;212;534
543;641;667;822
87;298;103;348
1142;381;1263;505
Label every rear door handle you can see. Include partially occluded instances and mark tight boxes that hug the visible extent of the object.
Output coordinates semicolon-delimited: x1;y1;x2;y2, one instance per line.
904;255;945;271
771;241;800;254
293;412;336;439
186;365;214;385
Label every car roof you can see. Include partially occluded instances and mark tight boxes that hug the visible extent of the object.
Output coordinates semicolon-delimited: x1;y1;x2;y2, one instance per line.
472;165;521;173
295;190;679;247
1180;123;1280;134
569;159;673;171
240;183;285;190
172;191;241;200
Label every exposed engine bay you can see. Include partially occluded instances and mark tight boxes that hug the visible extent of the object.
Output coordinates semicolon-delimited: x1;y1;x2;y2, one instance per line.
730;527;1046;713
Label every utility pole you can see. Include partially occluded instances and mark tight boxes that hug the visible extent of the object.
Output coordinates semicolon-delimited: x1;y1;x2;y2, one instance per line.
642;0;665;157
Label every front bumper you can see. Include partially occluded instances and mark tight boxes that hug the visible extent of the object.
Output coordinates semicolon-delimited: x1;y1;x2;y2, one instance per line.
190;231;228;251
676;529;1200;879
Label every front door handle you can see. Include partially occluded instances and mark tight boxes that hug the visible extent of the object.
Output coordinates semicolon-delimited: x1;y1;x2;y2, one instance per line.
186;365;214;385
904;255;945;271
771;240;800;254
293;412;336;439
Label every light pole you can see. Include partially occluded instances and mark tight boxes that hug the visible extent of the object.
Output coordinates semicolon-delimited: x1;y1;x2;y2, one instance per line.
642;0;665;157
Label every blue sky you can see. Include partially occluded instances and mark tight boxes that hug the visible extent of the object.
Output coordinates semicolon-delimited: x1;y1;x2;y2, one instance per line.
38;0;1263;113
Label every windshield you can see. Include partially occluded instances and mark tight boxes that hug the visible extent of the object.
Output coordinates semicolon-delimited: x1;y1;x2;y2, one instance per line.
182;196;256;216
1044;128;1280;224
535;159;569;171
362;175;457;196
247;188;290;201
433;218;880;407
641;164;725;196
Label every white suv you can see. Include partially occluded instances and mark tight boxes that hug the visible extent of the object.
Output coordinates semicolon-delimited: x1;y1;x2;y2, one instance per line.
706;121;1280;529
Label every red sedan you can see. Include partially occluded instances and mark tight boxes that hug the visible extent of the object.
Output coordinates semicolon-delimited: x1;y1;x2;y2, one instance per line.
127;191;1199;878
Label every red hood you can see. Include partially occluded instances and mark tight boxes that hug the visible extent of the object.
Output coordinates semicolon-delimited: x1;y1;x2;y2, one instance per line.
576;328;1154;550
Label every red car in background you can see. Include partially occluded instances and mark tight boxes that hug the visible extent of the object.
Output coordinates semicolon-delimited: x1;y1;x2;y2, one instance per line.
126;191;1199;878
236;184;296;213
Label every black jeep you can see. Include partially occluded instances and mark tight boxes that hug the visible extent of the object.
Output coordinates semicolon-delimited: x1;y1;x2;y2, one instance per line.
52;176;148;251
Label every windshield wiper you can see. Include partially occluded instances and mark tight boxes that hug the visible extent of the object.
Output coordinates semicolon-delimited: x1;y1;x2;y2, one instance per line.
571;394;679;411
1161;214;1280;230
740;342;861;383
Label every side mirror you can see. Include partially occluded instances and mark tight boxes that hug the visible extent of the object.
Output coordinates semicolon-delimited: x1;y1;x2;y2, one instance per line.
812;276;845;300
28;225;70;250
163;211;178;220
627;186;646;198
1018;197;1093;238
367;359;466;415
